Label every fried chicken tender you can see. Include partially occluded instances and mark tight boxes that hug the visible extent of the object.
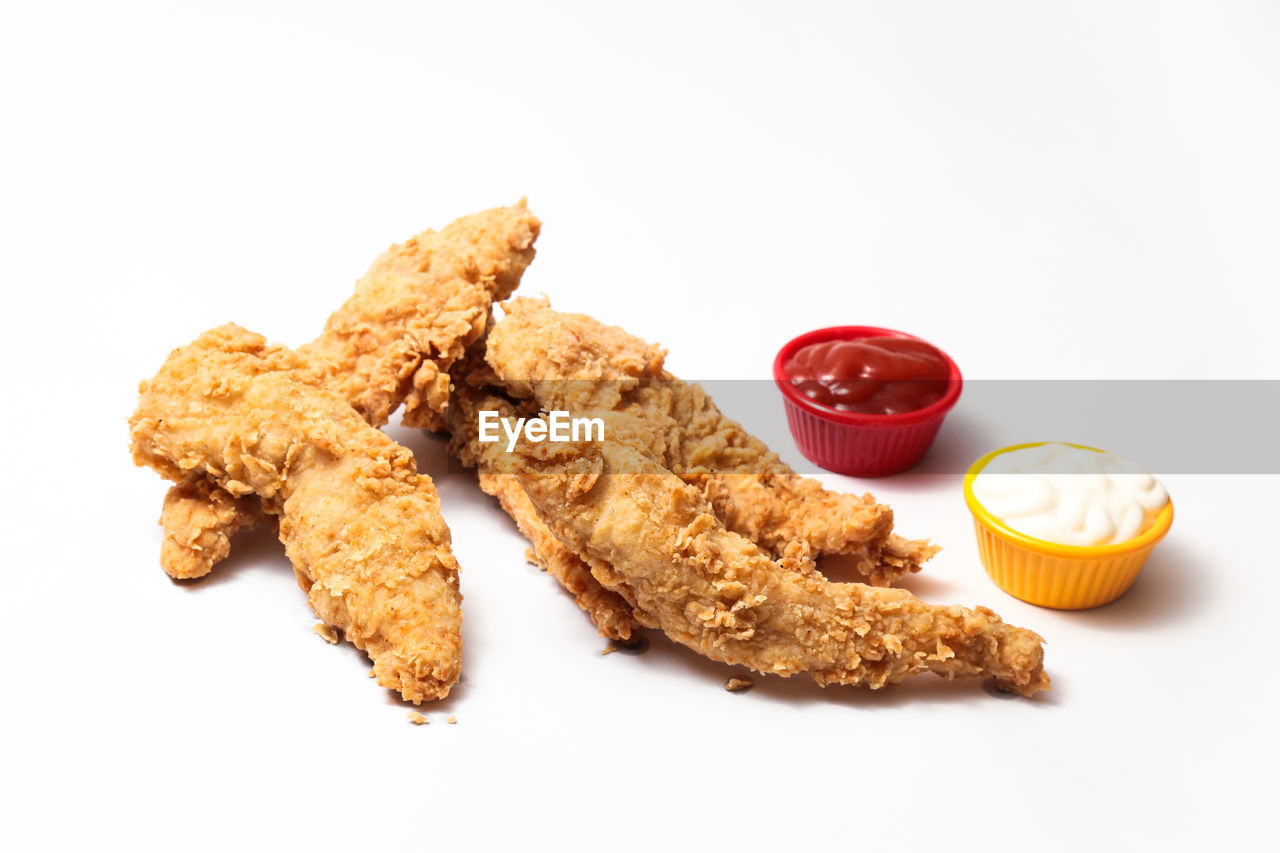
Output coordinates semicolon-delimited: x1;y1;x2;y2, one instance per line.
488;424;1049;696
156;202;540;578
300;200;541;430
486;297;936;585
130;324;463;703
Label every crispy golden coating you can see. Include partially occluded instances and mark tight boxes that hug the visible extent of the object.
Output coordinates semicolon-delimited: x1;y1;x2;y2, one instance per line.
160;477;270;579
447;379;636;641
302;200;541;429
698;476;939;585
489;425;1049;696
480;470;637;642
157;202;541;576
130;324;463;703
486;297;935;585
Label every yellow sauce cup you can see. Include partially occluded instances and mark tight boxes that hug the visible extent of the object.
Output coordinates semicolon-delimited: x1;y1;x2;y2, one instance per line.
963;442;1174;610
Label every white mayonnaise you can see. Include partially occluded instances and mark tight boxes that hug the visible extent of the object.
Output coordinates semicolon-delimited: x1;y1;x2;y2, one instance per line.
971;443;1169;547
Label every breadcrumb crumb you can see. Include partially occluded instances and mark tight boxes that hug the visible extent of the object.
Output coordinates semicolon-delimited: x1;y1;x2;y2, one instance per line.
601;644;619;655
312;623;340;645
725;676;754;692
407;712;429;725
447;716;457;724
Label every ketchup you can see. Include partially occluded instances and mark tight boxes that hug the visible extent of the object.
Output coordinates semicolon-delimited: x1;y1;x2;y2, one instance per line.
784;336;949;415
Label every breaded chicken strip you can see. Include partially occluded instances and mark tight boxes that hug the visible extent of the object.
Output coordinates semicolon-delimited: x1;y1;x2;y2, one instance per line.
438;299;926;641
131;324;463;703
486;297;935;585
488;422;1049;696
301;200;541;429
156;202;540;578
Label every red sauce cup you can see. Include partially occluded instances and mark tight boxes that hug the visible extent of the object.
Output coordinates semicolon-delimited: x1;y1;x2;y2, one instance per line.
773;326;963;477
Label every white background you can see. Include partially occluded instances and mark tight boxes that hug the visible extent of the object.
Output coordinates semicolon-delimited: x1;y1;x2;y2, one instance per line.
2;2;1278;850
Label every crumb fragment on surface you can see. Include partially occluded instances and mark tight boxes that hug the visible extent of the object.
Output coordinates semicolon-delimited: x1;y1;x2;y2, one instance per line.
368;669;377;678
408;712;429;726
312;623;340;645
725;676;754;693
601;643;619;655
447;716;457;724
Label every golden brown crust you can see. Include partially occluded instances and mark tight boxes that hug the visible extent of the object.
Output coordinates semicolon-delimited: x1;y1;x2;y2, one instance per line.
491;431;1048;697
131;324;463;704
156;203;541;576
446;377;636;641
479;471;636;642
160;477;271;579
302;201;541;428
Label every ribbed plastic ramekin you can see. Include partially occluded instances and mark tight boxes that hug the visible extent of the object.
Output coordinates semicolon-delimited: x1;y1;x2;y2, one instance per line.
773;325;962;477
963;442;1174;609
